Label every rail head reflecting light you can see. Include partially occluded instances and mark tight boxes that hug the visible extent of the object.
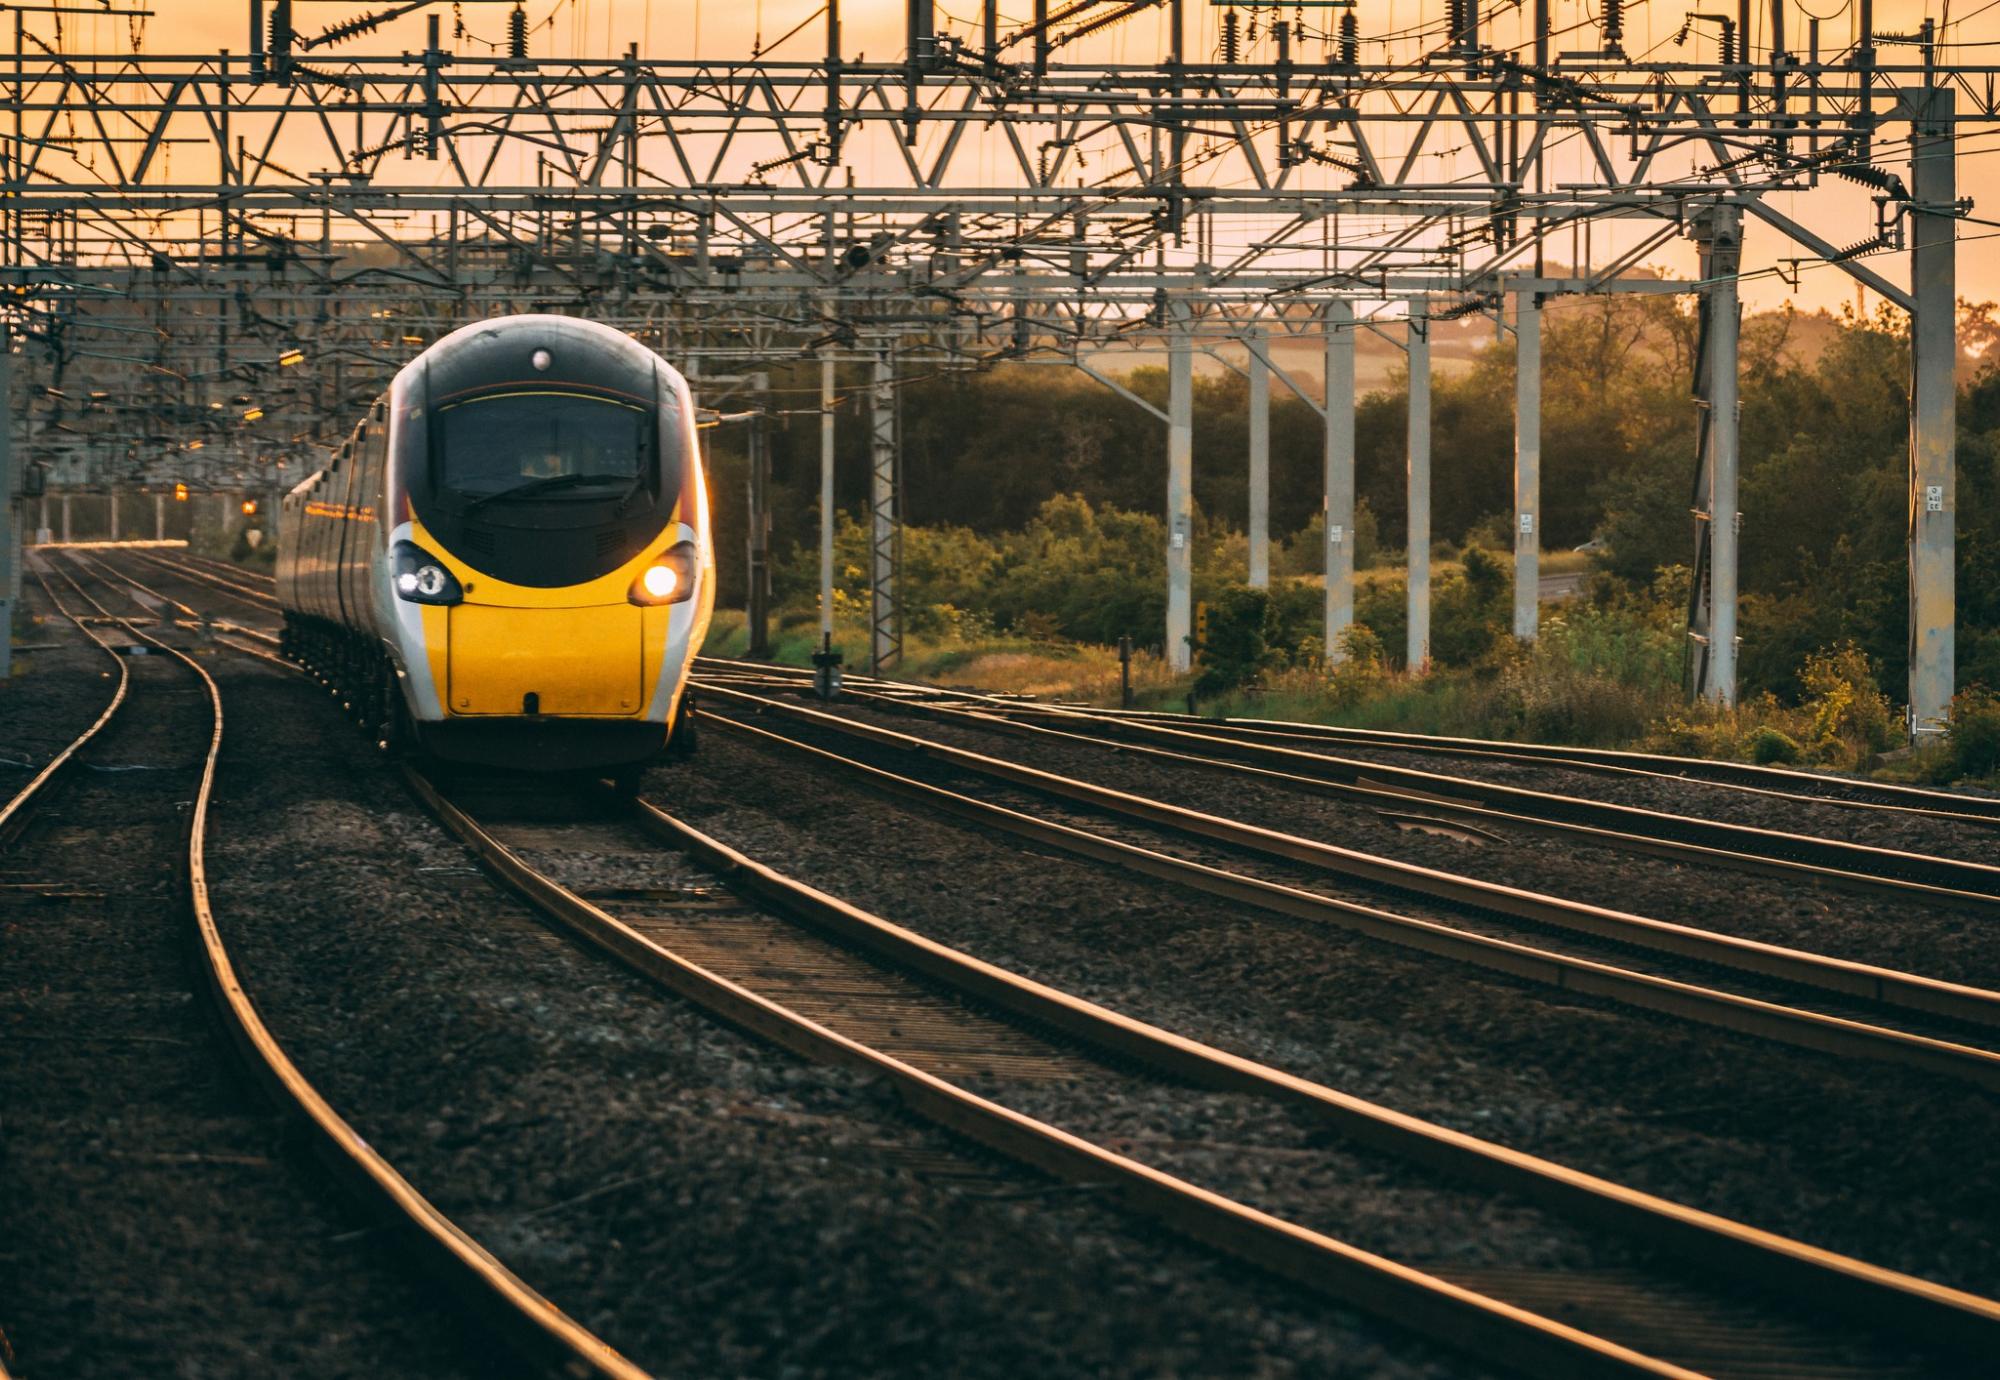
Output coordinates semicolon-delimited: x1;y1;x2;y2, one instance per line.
392;539;464;605
630;542;698;606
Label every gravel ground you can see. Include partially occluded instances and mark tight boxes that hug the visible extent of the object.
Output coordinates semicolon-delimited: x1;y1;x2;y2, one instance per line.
0;571;482;1380
200;654;1481;1380
788;696;2000;991
0;572;122;787
647;719;2000;1306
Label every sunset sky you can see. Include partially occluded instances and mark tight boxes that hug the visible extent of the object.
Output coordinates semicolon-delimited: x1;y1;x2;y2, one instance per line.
44;1;2000;317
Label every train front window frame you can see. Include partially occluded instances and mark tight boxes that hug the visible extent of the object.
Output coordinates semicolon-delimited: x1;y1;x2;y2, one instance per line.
432;390;654;503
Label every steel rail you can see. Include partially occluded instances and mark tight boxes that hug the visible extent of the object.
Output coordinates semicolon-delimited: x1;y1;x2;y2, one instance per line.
694;662;2000;914
36;551;655;1380
694;655;2000;827
693;678;2000;1026
66;548;281;649
117;547;281;610
174;550;277;588
0;565;131;847
695;687;2000;1090
399;765;2000;1378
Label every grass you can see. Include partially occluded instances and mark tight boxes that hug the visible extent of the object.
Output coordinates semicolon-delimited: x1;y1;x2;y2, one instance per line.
704;609;1179;703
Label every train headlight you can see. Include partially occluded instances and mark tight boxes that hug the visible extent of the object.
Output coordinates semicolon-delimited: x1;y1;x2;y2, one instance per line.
630;542;698;606
392;540;464;606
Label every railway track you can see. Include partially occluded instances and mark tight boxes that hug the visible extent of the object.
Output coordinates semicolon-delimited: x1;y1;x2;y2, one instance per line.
116;544;281;612
403;758;2000;1379
71;557;2000;1373
693;684;2000;1091
697;655;2000;825
26;550;652;1380
695;660;2000;913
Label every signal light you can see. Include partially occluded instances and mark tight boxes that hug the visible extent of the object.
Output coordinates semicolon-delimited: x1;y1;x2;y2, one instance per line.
240;499;259;516
277;348;305;368
174;483;188;502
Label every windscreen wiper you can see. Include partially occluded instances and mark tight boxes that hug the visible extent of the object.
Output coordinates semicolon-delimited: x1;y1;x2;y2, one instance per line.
463;472;625;511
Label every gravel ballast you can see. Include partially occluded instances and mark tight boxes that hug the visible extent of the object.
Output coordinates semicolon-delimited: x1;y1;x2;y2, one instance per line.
651;716;2000;1303
788;696;2000;990
0;570;482;1380
200;654;1480;1380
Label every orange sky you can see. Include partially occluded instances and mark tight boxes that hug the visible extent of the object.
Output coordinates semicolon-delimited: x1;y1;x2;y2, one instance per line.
52;2;2000;316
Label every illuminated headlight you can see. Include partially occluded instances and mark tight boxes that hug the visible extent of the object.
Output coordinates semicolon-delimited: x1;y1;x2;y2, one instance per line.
630;541;698;606
392;539;464;605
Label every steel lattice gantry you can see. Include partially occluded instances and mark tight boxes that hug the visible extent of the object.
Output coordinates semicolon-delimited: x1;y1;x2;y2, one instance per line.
0;0;1990;727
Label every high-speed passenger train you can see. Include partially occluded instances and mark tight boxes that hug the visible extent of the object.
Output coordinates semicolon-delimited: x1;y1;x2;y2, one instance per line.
276;315;715;780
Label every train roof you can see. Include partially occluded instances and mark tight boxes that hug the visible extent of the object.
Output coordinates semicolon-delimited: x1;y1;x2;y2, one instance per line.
402;314;681;409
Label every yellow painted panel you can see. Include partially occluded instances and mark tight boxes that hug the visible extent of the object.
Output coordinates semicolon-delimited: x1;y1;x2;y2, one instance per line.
447;605;643;716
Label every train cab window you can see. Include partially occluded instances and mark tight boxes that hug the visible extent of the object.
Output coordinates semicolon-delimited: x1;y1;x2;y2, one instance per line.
432;391;652;504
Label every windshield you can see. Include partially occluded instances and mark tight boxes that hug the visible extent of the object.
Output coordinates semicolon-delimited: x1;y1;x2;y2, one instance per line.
434;391;652;500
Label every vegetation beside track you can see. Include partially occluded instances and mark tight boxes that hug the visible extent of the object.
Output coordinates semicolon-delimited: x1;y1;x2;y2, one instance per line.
697;298;2000;784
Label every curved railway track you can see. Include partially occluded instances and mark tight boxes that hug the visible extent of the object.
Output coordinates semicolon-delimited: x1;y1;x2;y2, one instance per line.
401;759;1999;1379
28;550;652;1380
694;660;2000;913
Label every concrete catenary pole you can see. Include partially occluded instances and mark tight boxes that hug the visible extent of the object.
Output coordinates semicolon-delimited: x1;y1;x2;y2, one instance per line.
819;347;837;642
108;489;119;543
1908;87;1956;736
869;339;900;673
745;371;772;657
1513;290;1542;642
1166;298;1195;672
154;491;166;541
1698;207;1745;706
1405;299;1432;671
1246;324;1270;588
1323;300;1356;663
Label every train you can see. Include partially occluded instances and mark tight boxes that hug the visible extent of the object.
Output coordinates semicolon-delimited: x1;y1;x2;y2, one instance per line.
276;314;715;784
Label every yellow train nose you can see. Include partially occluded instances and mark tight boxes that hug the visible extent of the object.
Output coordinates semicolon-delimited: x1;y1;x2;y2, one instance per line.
446;604;644;716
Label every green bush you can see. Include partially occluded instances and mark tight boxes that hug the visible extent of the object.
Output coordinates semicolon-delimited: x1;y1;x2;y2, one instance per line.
1798;642;1896;764
1947;687;2000;780
1194;584;1275;697
1747;726;1803;765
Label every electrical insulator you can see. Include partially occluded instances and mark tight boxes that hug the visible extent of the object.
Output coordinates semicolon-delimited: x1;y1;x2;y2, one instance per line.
1447;0;1466;49
1602;0;1625;54
269;0;293;63
1339;12;1359;68
1718;17;1737;65
509;4;529;61
1221;8;1241;64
